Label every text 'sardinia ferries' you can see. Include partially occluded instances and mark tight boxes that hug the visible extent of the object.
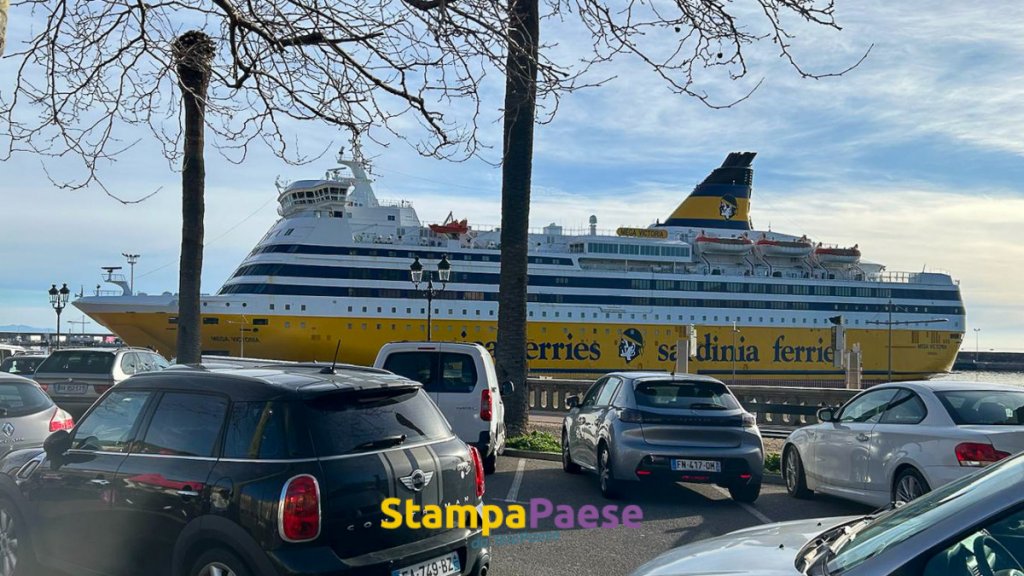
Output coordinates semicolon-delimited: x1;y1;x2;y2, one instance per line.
75;151;965;384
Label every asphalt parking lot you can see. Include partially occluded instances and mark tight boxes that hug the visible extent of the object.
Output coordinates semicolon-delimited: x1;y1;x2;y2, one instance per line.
483;455;875;576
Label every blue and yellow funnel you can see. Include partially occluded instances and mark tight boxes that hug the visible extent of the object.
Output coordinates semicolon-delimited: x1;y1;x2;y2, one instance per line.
658;152;755;231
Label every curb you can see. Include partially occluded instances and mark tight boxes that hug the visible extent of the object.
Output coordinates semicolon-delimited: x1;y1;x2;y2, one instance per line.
503;449;562;462
503;451;788;486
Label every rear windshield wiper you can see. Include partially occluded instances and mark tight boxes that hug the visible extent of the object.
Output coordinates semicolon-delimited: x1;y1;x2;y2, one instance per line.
352;434;407;452
687;403;729;410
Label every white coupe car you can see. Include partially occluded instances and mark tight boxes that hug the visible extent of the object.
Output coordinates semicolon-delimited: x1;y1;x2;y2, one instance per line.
782;380;1024;507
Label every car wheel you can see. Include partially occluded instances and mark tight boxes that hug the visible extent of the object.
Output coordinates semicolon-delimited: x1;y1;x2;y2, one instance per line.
190;548;252;576
562;429;581;474
892;468;930;506
0;498;38;576
483;452;497;475
728;480;762;503
598;445;622;499
783;446;812;499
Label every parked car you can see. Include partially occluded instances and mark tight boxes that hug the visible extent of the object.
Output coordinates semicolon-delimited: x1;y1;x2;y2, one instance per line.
375;341;512;474
0;373;74;457
562;372;763;502
0;353;47;376
631;450;1024;576
782;380;1024;507
31;346;170;416
0;362;489;576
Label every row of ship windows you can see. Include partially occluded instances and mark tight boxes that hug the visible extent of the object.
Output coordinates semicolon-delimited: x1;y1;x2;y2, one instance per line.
576;242;691;258
187;317;959;333
193;306;947;327
253;244;573;266
230;262;958;301
217;284;963;315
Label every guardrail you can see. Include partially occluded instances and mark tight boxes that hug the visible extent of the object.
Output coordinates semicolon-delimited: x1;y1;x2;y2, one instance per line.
526;378;858;429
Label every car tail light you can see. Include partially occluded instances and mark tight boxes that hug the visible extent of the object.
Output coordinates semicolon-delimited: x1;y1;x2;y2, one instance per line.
480;389;493;422
469;446;486;498
618;409;644;423
94;384;112;395
49;408;74;432
955;442;1010;467
279;474;321;542
38;383;49;392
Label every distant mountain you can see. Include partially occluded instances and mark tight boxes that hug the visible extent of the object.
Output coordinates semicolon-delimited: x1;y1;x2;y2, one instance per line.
0;324;53;333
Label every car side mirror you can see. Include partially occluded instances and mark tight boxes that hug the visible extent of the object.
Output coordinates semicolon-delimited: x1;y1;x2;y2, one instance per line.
500;380;514;396
817;407;837;423
566;395;580;409
44;429;72;458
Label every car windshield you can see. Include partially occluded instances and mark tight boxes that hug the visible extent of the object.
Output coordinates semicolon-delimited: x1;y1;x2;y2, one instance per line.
303;387;452;456
0;381;54;417
935;390;1024;425
826;453;1024;573
633;380;739;410
36;351;115;375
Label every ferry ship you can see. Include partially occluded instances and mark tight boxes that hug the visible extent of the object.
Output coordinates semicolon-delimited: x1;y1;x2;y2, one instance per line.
74;151;965;384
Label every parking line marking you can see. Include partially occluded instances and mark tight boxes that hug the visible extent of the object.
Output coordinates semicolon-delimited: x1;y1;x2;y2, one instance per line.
711;486;773;524
504;459;527;503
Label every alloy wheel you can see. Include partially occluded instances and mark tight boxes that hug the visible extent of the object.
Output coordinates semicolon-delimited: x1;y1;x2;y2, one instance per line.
784;453;799;492
198;562;238;576
895;473;924;504
0;508;20;576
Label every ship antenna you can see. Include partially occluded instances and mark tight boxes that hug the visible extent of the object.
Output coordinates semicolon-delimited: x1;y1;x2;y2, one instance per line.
320;341;342;374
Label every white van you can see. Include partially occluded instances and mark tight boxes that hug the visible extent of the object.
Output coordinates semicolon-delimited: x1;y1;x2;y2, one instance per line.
374;342;510;474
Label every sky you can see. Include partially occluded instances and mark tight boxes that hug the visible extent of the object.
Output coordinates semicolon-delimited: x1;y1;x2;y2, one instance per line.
0;1;1022;352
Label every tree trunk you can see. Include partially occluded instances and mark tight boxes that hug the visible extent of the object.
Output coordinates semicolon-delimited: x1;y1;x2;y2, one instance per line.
173;31;215;365
0;0;9;57
495;0;539;437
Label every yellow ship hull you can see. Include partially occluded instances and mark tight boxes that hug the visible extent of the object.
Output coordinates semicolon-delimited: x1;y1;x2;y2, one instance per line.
90;310;959;384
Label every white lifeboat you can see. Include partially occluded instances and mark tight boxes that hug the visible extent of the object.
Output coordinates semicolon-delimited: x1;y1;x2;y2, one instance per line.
696;234;754;255
815;245;861;264
756;237;813;257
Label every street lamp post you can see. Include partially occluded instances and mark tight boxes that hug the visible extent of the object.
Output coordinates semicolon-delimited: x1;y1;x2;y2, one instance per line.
973;328;981;362
48;283;71;350
731;321;739;385
866;298;948;383
409;255;451;341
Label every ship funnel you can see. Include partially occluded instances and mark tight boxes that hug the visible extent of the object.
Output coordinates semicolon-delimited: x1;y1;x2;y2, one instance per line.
589;215;597;235
659;152;755;231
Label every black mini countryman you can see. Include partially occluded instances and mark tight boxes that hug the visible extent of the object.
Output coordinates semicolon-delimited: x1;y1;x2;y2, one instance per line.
0;363;490;576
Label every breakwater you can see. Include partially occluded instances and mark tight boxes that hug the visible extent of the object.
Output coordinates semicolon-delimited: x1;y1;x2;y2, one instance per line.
953;351;1024;372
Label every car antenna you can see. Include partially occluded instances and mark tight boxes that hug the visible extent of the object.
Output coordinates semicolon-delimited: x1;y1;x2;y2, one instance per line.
320;341;342;374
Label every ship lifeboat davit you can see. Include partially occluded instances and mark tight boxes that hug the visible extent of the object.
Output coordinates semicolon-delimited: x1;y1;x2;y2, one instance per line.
756;237;814;257
429;212;469;235
696;234;754;255
815;245;861;264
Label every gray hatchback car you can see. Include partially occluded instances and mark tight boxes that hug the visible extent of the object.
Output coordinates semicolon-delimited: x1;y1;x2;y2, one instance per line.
32;347;170;417
562;372;764;502
0;373;74;456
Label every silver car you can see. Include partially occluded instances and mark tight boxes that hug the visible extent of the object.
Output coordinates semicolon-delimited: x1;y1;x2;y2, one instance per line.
33;347;170;417
562;372;763;502
631;450;1024;576
783;380;1024;507
0;373;74;456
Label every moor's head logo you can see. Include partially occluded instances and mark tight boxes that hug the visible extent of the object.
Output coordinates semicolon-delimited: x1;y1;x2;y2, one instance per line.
618;328;644;364
719;195;738;220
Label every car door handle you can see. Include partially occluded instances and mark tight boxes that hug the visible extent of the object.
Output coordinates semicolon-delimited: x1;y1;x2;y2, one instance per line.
90;478;110;486
176;490;200;498
856;433;870;442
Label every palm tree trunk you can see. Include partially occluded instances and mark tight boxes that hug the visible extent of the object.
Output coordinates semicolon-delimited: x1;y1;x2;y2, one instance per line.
0;0;9;57
173;31;215;365
495;0;539;437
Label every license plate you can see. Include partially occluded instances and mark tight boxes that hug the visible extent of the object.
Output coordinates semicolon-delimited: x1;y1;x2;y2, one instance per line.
53;383;88;395
672;459;721;473
392;552;461;576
